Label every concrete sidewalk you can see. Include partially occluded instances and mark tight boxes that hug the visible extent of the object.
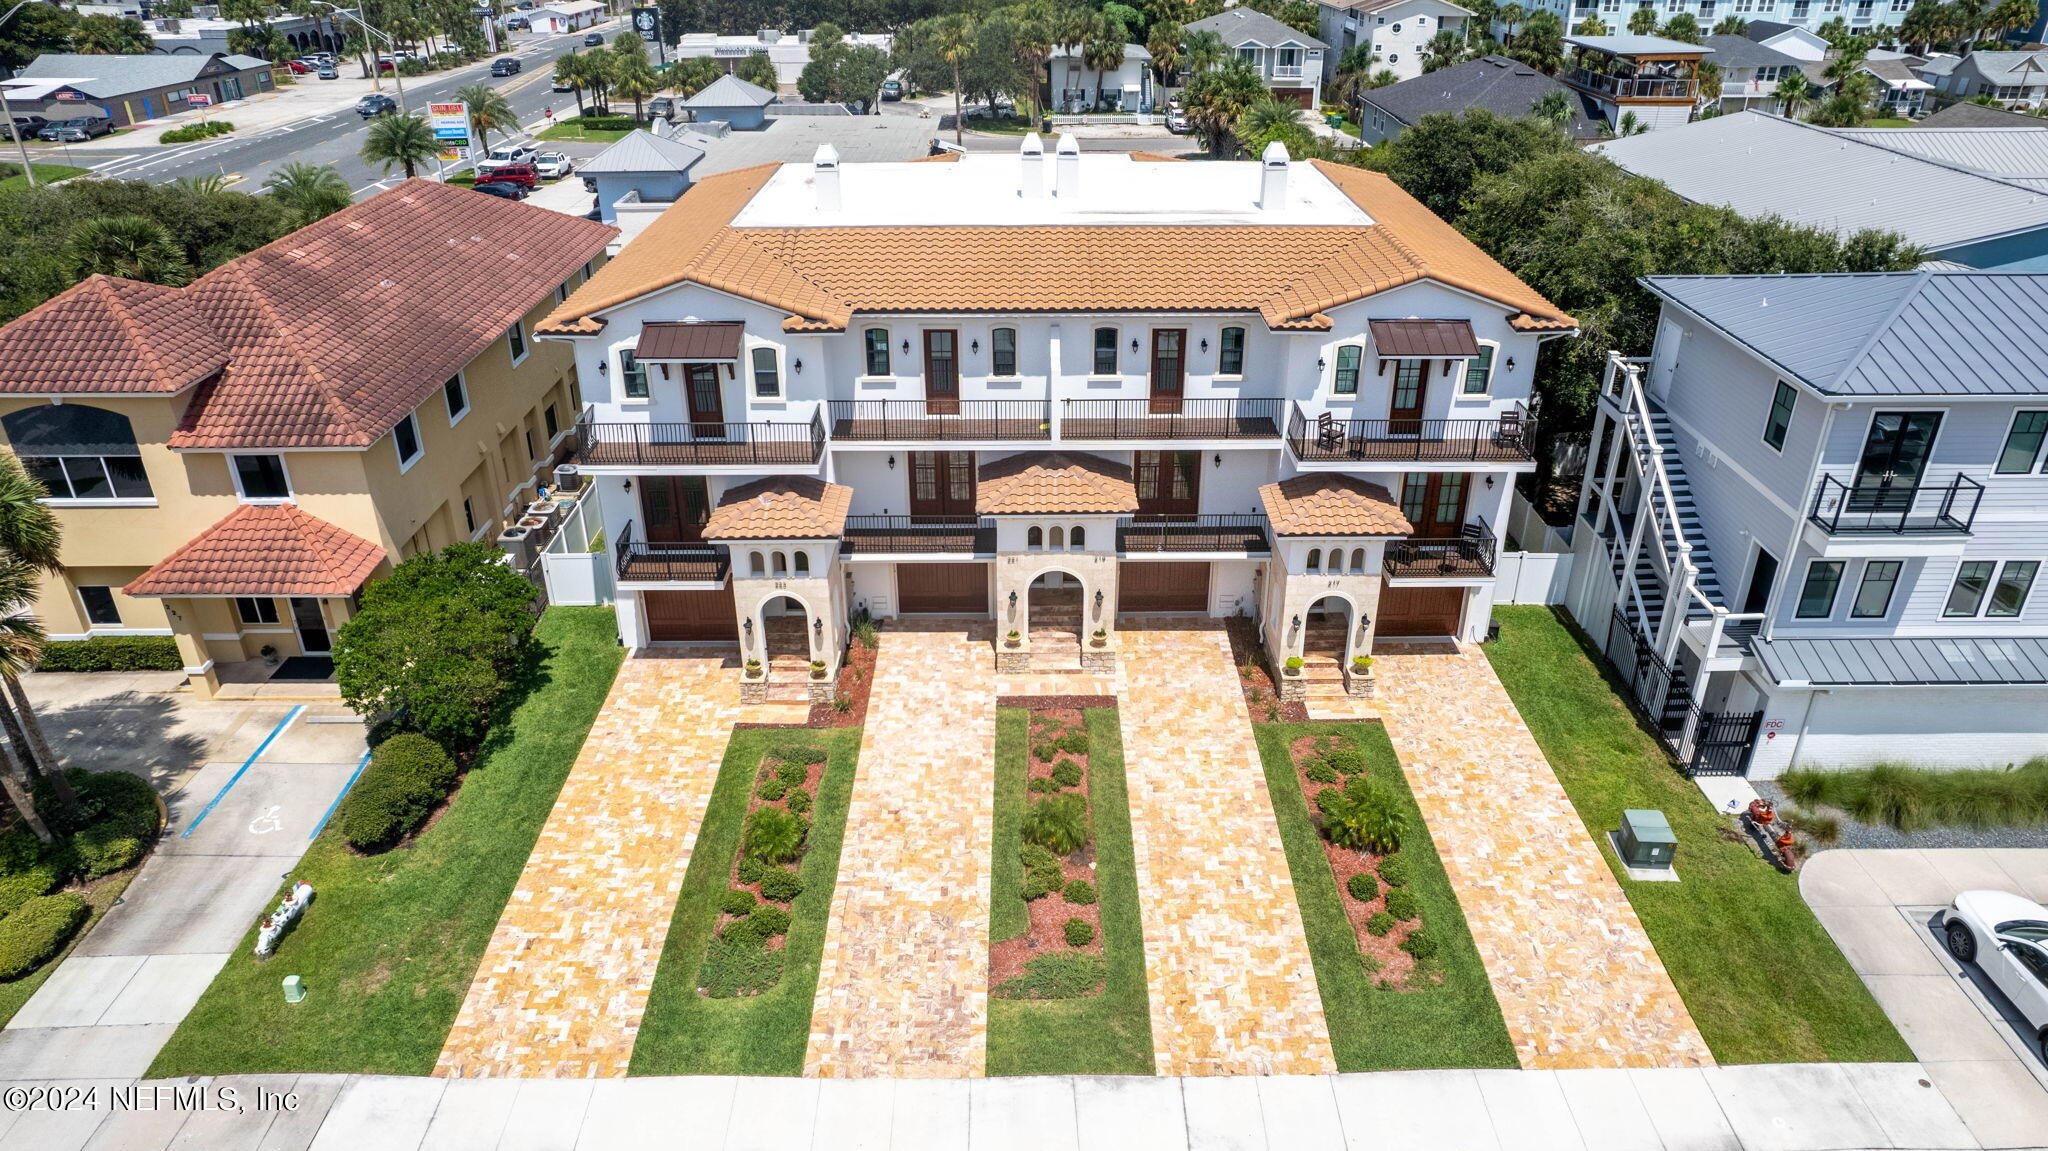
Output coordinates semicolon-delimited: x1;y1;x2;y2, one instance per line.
0;1062;1995;1151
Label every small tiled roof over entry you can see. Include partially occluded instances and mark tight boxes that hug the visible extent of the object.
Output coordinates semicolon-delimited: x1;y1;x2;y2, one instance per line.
1259;474;1412;536
701;476;853;539
975;452;1138;515
124;504;386;597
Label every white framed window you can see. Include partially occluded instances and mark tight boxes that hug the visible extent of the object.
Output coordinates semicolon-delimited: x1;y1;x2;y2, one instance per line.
22;454;152;502
393;411;424;472
463;497;477;534
1092;326;1119;376
507;319;528;365
794;551;810;576
863;328;892;376
749;551;765;575
1996;411;2048;474
751;346;781;399
443;372;469;424
236;596;280;625
1218;327;1245;376
1307;547;1323;573
77;585;120;627
620;350;649;400
1028;525;1044;550
1462;344;1496;395
991;327;1018;377
231;454;292;502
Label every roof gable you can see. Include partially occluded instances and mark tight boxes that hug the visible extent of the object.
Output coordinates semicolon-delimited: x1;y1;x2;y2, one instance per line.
1186;9;1330;50
683;74;777;108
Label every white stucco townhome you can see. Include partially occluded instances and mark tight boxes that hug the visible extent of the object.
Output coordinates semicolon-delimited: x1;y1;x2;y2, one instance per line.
1317;0;1473;83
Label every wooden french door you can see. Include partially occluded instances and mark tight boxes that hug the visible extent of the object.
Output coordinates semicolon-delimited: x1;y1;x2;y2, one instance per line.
684;363;724;436
909;451;976;517
1149;329;1186;414
642;475;709;542
1398;471;1467;538
924;330;960;415
1135;450;1201;516
1389;359;1429;435
1849;411;1940;512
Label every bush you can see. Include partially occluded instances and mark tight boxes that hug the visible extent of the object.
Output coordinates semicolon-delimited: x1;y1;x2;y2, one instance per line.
1322;748;1369;775
750;905;791;937
1781;758;2048;833
0;862;61;919
72;822;145;878
720;888;757;916
736;856;766;885
850;610;879;648
1062;878;1097;905
336;734;459;851
743;806;807;865
1318;775;1406;853
759;869;804;903
785;788;811;815
36;768;158;841
721;915;773;944
1021;793;1088;855
1020;844;1062;900
992;951;1103;999
1063;917;1095;947
775;760;807;785
159;120;234;143
833;692;853;713
1366;911;1395;936
1384;887;1421;921
756;777;787;802
699;933;782;997
1346;872;1378;902
1027;776;1059;794
36;635;182;672
1304;761;1340;785
1052;761;1083;789
0;893;88;979
1399;926;1439;962
570;114;637;131
1377;853;1411;888
1033;743;1057;763
782;746;829;766
1055;731;1088;757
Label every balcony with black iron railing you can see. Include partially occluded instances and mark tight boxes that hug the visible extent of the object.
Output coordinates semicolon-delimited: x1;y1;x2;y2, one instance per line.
1286;402;1536;464
828;400;1052;442
1061;398;1284;442
573;407;825;467
612;521;731;583
1117;514;1272;555
839;515;996;555
1384;534;1497;579
1807;473;1983;535
1565;68;1697;100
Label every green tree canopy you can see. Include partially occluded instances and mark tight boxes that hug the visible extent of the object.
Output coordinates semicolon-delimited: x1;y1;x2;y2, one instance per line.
262;162;353;226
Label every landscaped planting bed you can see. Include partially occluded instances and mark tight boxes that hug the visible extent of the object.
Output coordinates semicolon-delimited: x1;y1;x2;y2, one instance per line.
630;726;861;1075
1253;721;1515;1070
1228;616;1306;723
807;614;877;727
987;706;1151;1075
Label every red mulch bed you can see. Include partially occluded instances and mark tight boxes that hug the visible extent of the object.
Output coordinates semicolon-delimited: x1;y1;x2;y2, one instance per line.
989;707;1105;995
1227;616;1307;723
1289;732;1429;988
698;746;823;993
807;634;878;728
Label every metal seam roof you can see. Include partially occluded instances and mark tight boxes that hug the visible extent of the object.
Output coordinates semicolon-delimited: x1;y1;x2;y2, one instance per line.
1756;635;2048;686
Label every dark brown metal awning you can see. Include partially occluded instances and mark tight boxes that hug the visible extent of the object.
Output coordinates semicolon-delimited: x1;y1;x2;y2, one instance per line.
636;320;744;361
1369;319;1480;358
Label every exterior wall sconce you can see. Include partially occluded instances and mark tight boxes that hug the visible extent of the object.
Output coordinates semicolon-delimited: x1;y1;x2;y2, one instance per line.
970;338;980;353
1484;475;1495;489
1199;337;1209;352
1093;589;1104;619
1213;453;1222;467
1129;338;1139;353
1316;357;1326;371
742;617;753;648
887;454;896;469
793;358;803;373
598;359;608;374
901;338;911;354
622;478;632;492
1505;357;1516;371
813;616;824;638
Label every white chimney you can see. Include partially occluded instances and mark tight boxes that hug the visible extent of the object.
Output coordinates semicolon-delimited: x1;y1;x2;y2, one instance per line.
1259;140;1290;210
1055;133;1081;199
813;143;841;212
1019;133;1046;198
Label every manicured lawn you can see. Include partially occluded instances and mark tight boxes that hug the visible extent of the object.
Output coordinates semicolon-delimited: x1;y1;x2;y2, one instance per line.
0;871;132;1028
0;163;89;191
1253;721;1516;1071
987;708;1154;1076
147;607;625;1076
1485;606;1910;1064
629;726;862;1075
536;118;636;143
1867;117;1915;127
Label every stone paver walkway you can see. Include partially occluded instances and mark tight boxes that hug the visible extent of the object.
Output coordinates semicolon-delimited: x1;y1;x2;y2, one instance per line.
1370;642;1712;1070
805;625;998;1077
435;648;747;1078
1117;623;1336;1077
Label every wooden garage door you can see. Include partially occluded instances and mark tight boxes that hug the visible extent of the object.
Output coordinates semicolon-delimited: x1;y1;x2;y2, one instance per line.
1119;561;1210;613
1376;587;1464;638
644;586;737;642
897;562;988;614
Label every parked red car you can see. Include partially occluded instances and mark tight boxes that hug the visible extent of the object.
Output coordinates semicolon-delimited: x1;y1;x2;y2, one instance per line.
483;162;538;188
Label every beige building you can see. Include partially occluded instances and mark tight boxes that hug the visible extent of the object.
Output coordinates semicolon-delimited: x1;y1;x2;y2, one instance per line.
0;179;615;696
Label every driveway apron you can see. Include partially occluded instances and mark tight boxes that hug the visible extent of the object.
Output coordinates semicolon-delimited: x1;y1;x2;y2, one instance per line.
1369;641;1712;1070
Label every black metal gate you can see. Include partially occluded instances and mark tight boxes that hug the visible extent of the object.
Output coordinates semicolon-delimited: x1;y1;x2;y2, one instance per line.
1687;710;1763;778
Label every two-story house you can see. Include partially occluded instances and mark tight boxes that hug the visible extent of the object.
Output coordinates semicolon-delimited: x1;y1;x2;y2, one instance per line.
1186;9;1329;107
1922;50;2048;109
1317;0;1472;83
535;138;1575;703
1567;271;2048;777
0;180;614;697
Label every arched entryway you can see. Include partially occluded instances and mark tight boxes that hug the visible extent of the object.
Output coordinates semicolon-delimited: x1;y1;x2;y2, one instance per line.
1027;570;1085;670
759;594;811;679
1302;595;1352;660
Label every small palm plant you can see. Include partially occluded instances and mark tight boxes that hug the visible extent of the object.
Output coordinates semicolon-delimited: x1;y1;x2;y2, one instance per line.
1316;775;1406;853
262;161;352;225
1022;793;1088;856
744;805;807;865
63;217;193;286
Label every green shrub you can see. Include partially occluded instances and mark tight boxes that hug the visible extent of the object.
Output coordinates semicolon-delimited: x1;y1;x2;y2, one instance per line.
1322;748;1369;775
721;915;773;944
1052;761;1083;789
1055;731;1089;757
756;777;788;802
337;735;459;852
1377;853;1411;888
1033;743;1057;763
1781;758;2048;832
1318;775;1405;853
1063;917;1095;947
35;769;158;841
699;934;782;997
750;905;791;937
736;857;766;885
72;823;144;878
1366;911;1395;936
992;951;1103;999
1021;793;1088;855
0;893;88;980
1346;872;1378;902
850;611;879;648
0;862;61;919
1027;776;1059;794
785;788;812;815
0;828;43;872
743;806;807;865
36;635;182;672
1399;926;1439;962
759;869;804;903
720;889;757;916
1062;878;1097;905
775;760;807;784
1304;761;1340;784
159;120;234;143
571;115;637;131
1384;887;1421;921
1020;844;1062;900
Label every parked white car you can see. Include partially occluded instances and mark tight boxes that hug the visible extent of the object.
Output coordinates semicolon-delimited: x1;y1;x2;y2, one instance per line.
533;152;573;179
1943;889;2048;1060
476;143;537;173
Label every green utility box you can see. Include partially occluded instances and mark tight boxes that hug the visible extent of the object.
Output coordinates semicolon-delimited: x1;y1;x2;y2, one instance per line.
1617;809;1675;869
283;975;306;1003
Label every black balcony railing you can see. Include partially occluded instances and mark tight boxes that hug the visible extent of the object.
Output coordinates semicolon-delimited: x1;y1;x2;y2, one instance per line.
840;515;995;554
1118;514;1272;555
1061;398;1284;440
1807;473;1983;535
1287;403;1535;463
574;408;825;466
828;400;1052;442
1566;67;1697;100
612;521;730;582
1384;534;1497;578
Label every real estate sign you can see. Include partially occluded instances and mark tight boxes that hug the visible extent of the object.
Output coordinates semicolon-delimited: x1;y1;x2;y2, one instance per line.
428;101;469;161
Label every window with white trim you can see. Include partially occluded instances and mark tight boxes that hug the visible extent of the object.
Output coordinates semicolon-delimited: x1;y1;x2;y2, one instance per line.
1945;559;2038;618
1462;345;1495;395
78;586;120;626
1998;411;2048;473
620;351;649;399
1795;560;1843;618
751;346;781;398
444;373;469;423
5;405;152;502
232;454;291;501
1332;345;1361;395
507;319;528;364
393;412;423;471
236;597;280;625
1092;327;1119;375
864;328;891;375
1218;326;1245;375
991;327;1018;377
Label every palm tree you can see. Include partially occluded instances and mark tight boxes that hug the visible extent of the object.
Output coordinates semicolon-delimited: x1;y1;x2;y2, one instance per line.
1629;6;1659;34
1147;19;1184;85
1774;70;1813;116
1014;7;1055;121
0;456;77;833
1713;15;1751;34
63;218;193;286
929;12;979;144
1083;24;1128;112
455;83;516;151
1422;27;1466;72
1498;2;1525;42
1235;93;1308;147
1182;28;1226;74
263;162;352;224
1181;57;1264;156
1695;58;1721;108
360;113;438;180
553;52;590;117
1574;14;1610;35
610;52;661;122
1529;88;1575;129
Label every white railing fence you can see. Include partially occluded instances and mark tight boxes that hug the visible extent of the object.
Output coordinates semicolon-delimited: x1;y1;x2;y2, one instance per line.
539;488;614;606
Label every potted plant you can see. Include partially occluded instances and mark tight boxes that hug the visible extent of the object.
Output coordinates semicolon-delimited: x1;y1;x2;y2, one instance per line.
260;644;279;666
1090;627;1107;648
810;659;828;680
1351;655;1372;674
744;658;763;678
1283;656;1304;677
1005;629;1022;648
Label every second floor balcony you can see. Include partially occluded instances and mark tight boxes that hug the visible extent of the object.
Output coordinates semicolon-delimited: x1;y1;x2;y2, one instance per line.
1807;473;1983;536
1286;403;1535;465
574;408;825;467
1061;398;1283;442
840;515;995;555
829;400;1052;443
1566;68;1697;101
613;522;730;583
1117;514;1273;555
1384;534;1497;580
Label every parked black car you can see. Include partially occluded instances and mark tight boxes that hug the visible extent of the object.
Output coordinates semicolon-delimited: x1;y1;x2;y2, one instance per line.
582;31;603;45
356;93;397;117
490;56;521;76
8;114;48;139
38;116;112;142
472;180;528;200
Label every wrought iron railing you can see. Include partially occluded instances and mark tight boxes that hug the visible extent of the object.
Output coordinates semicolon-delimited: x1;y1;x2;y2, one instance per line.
1286;402;1535;463
612;521;729;582
1061;398;1283;440
1383;534;1497;578
1117;514;1272;555
828;400;1052;441
1566;68;1697;100
839;515;994;554
573;407;825;466
1807;473;1982;534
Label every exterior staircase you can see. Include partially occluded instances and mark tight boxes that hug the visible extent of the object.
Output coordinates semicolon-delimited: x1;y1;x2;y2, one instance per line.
1299;654;1348;709
763;616;813;702
1030;587;1084;672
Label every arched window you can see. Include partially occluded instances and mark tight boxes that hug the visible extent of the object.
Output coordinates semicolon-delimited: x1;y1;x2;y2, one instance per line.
1048;526;1064;549
1307;548;1322;573
1070;525;1085;549
3;405;151;500
794;551;810;576
1350;548;1366;575
749;551;765;576
1028;526;1043;550
772;552;788;577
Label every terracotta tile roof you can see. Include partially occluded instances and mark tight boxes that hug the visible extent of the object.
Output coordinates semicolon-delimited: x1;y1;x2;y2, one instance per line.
538;159;1575;337
976;451;1139;515
124;504;386;597
701;475;853;539
1259;474;1413;536
0;180;616;449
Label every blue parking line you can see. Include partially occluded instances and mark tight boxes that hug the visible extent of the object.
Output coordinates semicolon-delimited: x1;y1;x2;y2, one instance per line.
308;748;373;840
179;705;304;839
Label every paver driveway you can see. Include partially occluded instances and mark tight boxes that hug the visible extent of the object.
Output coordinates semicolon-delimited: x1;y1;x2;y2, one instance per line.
1117;623;1336;1076
805;624;998;1077
1370;642;1711;1070
435;648;747;1078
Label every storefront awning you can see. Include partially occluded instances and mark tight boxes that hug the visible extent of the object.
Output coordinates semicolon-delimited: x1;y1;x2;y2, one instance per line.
1369;319;1480;359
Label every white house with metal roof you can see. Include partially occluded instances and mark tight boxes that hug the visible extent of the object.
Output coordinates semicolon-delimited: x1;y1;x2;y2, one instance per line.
1567;270;2048;777
1316;0;1472;84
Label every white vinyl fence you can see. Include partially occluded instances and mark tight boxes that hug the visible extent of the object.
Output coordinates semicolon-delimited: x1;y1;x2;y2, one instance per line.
539;489;613;606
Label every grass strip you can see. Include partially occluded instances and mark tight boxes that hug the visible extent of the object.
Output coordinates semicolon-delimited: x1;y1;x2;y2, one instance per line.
147;607;624;1076
987;707;1153;1076
629;725;861;1075
1781;759;2048;832
1485;606;1910;1064
1253;720;1516;1071
0;163;88;191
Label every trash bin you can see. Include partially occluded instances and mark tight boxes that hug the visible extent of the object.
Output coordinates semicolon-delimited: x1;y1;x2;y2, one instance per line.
1325;112;1343;128
1616;809;1676;869
1041;114;1053;135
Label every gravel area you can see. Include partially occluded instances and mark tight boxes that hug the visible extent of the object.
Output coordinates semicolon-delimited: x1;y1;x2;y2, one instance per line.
1755;779;2048;851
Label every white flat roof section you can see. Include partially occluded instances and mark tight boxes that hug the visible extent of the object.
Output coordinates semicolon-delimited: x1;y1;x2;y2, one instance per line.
730;153;1374;229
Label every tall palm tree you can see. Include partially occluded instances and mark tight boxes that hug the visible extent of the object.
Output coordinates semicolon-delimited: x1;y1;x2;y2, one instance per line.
455;83;516;151
1422;27;1466;72
262;162;352;224
929;12;979;144
0;456;77;831
1147;19;1184;85
63;218;193;286
1573;14;1610;35
1628;6;1659;34
1083;23;1128;112
1182;28;1226;74
553;52;590;117
360;113;438;180
1714;15;1751;34
1498;2;1525;41
609;47;661;122
1014;6;1055;121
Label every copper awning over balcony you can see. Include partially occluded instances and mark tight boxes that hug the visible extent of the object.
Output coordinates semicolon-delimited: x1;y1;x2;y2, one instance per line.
1369;319;1479;358
636;320;743;361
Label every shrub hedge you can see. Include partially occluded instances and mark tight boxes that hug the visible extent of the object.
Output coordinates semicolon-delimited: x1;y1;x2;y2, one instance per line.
160;120;234;143
0;893;88;980
720;889;756;915
1384;887;1421;922
1346;872;1378;902
37;636;182;672
32;769;158;876
758;869;803;903
570;115;637;131
337;733;458;851
1377;853;1411;888
1063;917;1094;947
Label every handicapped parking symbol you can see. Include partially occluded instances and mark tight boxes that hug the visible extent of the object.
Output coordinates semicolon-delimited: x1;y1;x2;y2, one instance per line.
248;806;284;835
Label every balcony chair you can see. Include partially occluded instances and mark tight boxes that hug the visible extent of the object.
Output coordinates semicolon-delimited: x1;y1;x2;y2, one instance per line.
1494;408;1525;451
1315;411;1344;453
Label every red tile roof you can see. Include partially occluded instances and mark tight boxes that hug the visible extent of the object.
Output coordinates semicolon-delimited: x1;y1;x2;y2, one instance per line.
976;451;1139;515
701;476;853;539
0;180;616;449
1259;474;1412;536
124;504;387;597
